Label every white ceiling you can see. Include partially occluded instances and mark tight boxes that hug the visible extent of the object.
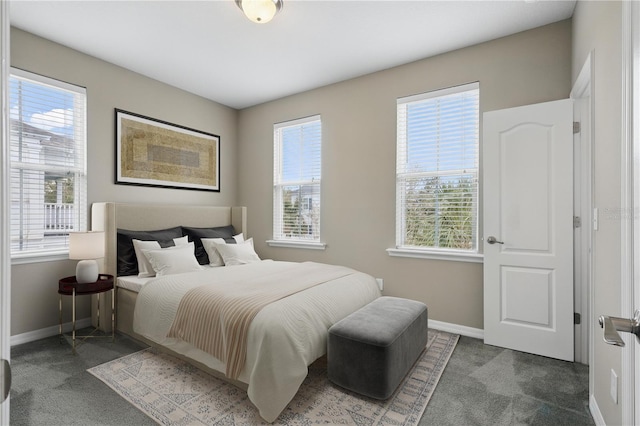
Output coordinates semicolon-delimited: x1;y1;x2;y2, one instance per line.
10;0;576;110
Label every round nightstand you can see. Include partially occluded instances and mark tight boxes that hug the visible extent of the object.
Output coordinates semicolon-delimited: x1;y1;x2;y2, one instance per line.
58;274;115;353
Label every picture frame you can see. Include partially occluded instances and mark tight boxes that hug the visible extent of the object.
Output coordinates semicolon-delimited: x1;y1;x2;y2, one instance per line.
115;109;220;192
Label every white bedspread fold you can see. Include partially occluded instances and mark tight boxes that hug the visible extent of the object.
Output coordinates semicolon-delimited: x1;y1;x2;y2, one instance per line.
167;262;357;379
133;260;380;422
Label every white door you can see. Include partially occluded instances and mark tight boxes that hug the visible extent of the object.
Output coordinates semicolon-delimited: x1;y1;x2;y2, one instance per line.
483;99;574;361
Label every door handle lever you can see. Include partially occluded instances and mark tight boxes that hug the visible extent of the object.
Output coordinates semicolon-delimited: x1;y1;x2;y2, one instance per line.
598;310;640;347
486;236;504;245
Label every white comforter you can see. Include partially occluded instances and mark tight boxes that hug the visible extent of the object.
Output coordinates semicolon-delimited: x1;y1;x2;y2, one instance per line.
133;260;381;422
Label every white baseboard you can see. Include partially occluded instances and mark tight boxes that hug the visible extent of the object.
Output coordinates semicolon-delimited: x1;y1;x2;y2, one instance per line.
12;317;482;346
429;319;484;339
589;394;606;426
10;318;481;346
10;317;92;347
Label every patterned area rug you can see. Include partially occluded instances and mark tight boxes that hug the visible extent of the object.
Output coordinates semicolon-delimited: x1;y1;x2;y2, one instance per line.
88;329;459;425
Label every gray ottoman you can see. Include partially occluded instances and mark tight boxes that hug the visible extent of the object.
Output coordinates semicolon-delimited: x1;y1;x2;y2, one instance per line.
327;296;428;399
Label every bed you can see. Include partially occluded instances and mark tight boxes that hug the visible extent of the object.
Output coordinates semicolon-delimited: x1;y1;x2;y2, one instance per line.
90;202;381;422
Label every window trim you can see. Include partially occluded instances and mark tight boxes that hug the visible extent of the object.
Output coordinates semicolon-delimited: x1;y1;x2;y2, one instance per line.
9;67;87;262
272;114;323;246
11;251;69;265
266;239;326;250
386;247;483;263
392;82;480;259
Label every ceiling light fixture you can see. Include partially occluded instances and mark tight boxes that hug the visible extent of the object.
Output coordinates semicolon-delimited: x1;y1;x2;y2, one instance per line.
235;0;283;24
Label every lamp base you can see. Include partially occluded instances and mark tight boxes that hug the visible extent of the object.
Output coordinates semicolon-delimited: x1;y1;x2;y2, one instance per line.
76;260;99;283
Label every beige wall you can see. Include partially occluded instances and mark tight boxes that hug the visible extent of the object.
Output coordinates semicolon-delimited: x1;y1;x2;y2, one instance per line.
238;20;572;330
572;1;623;424
10;20;574;338
10;28;238;336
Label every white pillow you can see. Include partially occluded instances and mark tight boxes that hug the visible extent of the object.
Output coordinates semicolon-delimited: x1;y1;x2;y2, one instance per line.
215;238;260;266
132;239;161;278
142;242;202;276
201;238;227;266
173;235;189;246
133;237;191;277
202;234;249;266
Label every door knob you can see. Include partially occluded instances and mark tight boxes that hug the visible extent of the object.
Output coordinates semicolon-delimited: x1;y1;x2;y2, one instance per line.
598;310;640;347
486;236;504;245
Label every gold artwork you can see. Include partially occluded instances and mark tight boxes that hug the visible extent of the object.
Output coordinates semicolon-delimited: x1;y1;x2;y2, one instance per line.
116;110;220;191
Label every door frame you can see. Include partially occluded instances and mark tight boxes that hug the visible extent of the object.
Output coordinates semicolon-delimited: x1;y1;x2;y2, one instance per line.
622;2;636;424
0;0;10;423
570;52;593;367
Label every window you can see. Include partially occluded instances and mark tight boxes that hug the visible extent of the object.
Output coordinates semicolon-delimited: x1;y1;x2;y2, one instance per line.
9;68;87;260
394;82;479;257
271;115;322;248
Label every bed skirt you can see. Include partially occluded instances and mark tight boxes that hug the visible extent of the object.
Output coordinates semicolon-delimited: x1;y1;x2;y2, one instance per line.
114;286;248;390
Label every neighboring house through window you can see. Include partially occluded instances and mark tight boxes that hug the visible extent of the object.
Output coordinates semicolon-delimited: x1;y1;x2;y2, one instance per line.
393;82;480;259
9;68;87;261
270;115;323;248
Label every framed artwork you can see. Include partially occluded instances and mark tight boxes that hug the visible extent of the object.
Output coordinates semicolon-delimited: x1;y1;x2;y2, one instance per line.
115;109;220;192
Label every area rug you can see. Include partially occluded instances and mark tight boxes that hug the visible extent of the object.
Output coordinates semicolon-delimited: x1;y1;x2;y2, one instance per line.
88;329;459;425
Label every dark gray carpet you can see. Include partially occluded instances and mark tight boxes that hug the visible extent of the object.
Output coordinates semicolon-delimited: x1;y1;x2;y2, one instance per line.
10;332;154;425
421;337;594;425
9;330;593;425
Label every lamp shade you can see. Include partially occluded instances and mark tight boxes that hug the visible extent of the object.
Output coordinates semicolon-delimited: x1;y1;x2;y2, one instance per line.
68;231;105;260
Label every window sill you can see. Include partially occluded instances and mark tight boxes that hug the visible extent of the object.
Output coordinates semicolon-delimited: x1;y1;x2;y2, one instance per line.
11;251;70;265
266;240;326;250
386;248;483;263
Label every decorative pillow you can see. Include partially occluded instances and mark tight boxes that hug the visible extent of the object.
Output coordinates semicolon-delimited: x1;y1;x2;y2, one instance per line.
132;239;161;278
201;238;228;267
215;238;261;266
201;233;244;266
181;225;236;265
173;235;189;246
142;242;202;276
117;226;183;276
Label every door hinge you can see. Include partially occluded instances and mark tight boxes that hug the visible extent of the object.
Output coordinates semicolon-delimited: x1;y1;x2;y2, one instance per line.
574;216;581;228
574;312;581;325
573;121;581;134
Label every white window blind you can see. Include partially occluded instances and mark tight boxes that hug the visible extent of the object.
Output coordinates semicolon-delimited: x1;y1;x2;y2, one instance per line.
273;115;321;242
396;82;479;252
9;68;87;258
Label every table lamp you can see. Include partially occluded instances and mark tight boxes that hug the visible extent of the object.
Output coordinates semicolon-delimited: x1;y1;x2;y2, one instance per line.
69;231;105;283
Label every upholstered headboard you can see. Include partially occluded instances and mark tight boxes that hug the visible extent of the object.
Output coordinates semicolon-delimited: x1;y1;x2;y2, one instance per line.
91;202;247;277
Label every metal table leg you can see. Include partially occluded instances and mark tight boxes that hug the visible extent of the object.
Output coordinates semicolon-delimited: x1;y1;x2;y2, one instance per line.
58;294;62;341
72;288;76;354
111;287;115;342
